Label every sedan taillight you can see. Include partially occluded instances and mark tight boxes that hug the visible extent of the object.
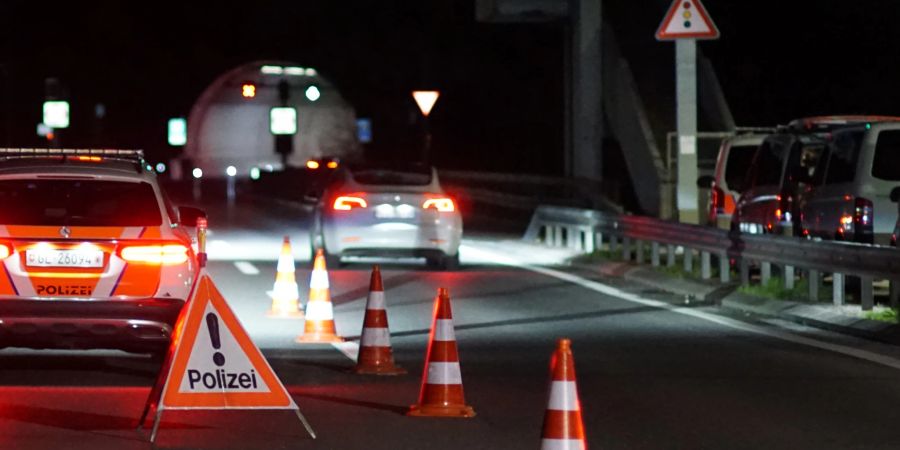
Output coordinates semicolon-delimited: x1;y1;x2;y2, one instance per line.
423;197;455;212
333;195;367;211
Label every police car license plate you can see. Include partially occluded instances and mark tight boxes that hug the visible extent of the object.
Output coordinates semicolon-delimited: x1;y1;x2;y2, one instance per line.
26;249;104;268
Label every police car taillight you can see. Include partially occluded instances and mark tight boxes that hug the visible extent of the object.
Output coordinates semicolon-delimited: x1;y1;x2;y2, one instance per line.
119;243;189;265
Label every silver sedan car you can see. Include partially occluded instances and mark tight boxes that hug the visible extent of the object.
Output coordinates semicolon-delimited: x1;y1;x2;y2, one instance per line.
311;163;462;269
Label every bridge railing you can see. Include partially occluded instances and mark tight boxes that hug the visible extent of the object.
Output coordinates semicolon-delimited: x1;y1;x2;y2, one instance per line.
526;205;900;310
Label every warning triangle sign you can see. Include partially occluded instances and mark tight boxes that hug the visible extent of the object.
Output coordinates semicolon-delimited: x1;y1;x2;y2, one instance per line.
656;0;719;41
159;274;296;410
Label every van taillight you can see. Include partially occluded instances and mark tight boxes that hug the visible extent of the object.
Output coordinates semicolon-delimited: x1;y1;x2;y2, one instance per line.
854;197;873;227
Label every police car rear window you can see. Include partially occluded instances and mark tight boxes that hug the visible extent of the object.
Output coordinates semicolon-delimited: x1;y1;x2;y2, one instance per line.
0;179;162;226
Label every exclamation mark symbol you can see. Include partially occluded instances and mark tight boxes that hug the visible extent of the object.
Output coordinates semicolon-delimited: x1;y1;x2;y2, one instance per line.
206;313;226;367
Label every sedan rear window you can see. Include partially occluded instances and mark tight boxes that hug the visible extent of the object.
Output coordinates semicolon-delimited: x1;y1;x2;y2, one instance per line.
350;165;432;186
872;130;900;181
0;179;162;226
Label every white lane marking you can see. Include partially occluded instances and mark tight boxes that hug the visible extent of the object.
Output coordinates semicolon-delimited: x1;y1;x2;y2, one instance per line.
233;261;260;275
332;341;359;361
465;245;900;372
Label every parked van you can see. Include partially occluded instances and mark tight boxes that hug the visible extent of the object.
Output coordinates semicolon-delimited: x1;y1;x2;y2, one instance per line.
698;133;768;229
731;131;827;235
799;119;900;244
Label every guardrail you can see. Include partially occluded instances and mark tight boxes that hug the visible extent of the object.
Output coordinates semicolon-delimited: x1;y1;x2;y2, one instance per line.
526;205;900;310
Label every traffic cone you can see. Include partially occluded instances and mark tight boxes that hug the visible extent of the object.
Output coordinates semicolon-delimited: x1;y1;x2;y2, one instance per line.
296;248;344;343
407;287;475;418
352;265;406;375
267;236;303;318
541;338;586;450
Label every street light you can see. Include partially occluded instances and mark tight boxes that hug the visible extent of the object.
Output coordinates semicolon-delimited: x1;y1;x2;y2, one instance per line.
412;90;440;163
305;85;321;102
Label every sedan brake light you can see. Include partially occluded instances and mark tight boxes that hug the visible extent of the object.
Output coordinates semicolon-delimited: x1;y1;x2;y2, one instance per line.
333;195;367;211
119;243;189;265
423;197;455;212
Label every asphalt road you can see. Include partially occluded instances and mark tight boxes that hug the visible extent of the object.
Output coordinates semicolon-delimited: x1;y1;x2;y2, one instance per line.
1;188;900;449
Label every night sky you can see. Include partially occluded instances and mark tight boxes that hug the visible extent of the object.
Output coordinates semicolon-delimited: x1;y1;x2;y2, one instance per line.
1;0;899;174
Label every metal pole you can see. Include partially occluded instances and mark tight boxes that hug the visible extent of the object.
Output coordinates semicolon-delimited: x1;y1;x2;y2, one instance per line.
423;116;432;164
675;39;698;224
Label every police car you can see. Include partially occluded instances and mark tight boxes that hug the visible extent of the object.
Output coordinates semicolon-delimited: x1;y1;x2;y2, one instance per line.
0;149;205;354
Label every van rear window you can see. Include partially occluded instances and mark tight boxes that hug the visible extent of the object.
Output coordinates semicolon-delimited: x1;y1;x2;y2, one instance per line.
872;130;900;181
0;179;162;226
823;130;864;184
724;145;757;191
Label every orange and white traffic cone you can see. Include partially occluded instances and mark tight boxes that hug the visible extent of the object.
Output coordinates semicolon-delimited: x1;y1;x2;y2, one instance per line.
267;236;303;318
296;249;344;343
541;338;586;450
352;265;406;375
407;287;475;418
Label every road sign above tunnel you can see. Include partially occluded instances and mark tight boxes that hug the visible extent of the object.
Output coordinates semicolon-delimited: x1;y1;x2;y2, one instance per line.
656;0;719;41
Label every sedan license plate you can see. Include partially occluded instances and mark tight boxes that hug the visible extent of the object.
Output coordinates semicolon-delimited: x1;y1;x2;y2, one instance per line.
374;204;416;219
26;249;104;268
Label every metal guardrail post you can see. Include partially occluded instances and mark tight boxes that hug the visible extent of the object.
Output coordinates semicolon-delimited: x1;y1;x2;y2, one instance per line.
666;244;676;267
554;225;564;247
719;252;730;283
567;227;578;250
761;262;771;285
808;270;820;302
784;265;795;290
609;234;618;253
622;237;632;261
683;248;693;273
651;242;660;267
636;240;645;264
740;259;750;286
594;231;603;252
584;228;595;253
891;280;900;309
701;251;711;280
833;273;845;306
860;276;874;311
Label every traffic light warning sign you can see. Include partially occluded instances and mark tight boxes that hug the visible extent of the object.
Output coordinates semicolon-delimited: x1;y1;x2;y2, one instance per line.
656;0;719;41
161;274;295;409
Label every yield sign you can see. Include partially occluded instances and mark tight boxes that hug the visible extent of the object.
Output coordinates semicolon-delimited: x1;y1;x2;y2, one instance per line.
656;0;719;41
412;91;440;117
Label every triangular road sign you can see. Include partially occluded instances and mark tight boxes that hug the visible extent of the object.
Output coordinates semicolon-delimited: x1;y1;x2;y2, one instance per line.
656;0;719;41
140;272;315;442
412;91;440;117
162;274;294;409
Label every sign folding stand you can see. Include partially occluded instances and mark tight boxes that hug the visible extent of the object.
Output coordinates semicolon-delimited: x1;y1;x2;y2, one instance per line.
137;218;315;443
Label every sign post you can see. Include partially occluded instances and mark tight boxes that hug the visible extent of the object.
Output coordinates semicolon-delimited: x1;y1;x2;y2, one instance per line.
656;0;719;223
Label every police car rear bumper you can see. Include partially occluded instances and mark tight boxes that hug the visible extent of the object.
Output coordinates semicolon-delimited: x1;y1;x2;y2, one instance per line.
0;298;185;352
